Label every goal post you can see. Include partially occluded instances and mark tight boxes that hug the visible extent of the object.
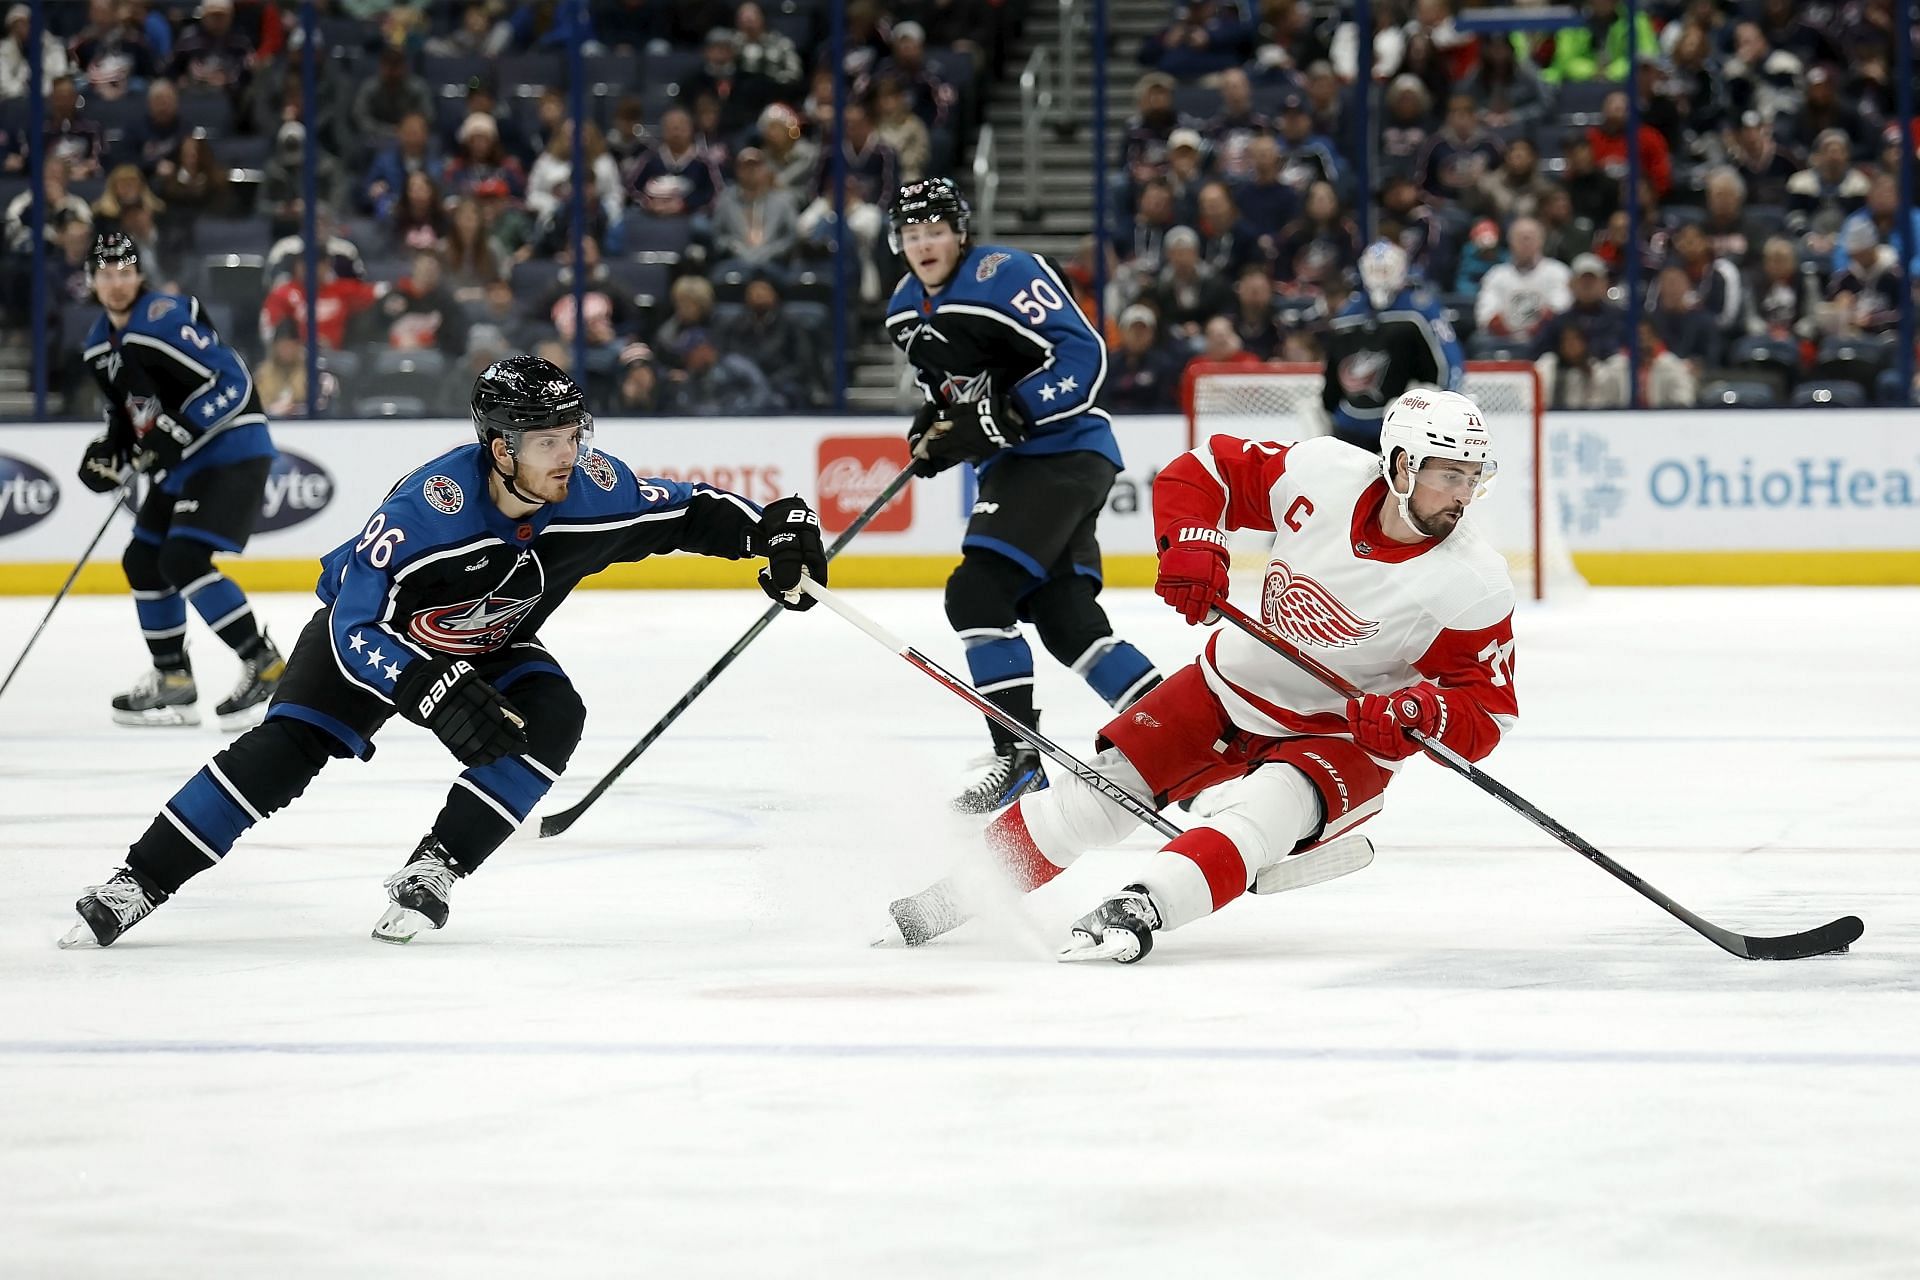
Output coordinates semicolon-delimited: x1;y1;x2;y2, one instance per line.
1184;361;1578;601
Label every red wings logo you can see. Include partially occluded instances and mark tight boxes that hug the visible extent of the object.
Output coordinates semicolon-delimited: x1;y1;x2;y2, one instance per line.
1261;561;1379;649
407;592;539;654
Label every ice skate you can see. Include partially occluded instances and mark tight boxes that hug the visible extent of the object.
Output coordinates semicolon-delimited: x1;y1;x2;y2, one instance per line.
215;631;286;731
58;867;169;948
1058;885;1162;964
372;835;460;944
951;742;1047;814
111;667;200;727
873;876;970;947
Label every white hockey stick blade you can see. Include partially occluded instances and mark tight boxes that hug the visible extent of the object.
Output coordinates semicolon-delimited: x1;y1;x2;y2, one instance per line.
1251;833;1375;896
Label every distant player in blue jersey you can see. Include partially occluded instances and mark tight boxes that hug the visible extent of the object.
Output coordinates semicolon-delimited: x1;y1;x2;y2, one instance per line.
76;231;286;731
884;178;1162;814
58;355;828;949
1321;241;1465;450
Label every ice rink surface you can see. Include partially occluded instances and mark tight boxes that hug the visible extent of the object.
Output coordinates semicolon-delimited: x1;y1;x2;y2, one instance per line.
2;584;1916;1278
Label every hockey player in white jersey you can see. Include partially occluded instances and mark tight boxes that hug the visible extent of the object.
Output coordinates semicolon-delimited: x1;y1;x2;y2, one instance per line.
882;389;1519;961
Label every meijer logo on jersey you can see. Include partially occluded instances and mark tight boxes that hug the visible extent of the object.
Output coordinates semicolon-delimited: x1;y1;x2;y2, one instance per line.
256;449;334;533
816;437;912;534
0;454;59;537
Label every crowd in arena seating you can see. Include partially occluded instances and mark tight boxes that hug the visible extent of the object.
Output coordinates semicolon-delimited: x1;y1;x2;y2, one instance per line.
1098;0;1918;413
1;0;1016;417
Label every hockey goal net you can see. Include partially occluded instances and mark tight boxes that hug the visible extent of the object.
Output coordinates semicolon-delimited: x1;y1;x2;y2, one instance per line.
1185;361;1579;601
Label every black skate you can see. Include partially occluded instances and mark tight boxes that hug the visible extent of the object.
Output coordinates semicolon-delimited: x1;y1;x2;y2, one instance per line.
58;867;169;948
1058;884;1162;964
951;743;1047;815
215;631;286;732
111;667;199;728
372;835;461;944
873;876;969;947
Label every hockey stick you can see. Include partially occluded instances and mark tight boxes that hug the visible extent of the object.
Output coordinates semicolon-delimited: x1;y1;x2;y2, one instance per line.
538;466;916;837
0;479;133;705
1210;599;1864;961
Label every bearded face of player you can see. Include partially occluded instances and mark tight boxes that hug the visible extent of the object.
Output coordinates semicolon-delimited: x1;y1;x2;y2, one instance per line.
901;220;963;289
92;260;142;317
492;424;584;506
1395;454;1484;539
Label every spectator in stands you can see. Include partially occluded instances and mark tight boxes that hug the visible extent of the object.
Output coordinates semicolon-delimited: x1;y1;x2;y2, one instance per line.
1457;33;1548;132
1533;253;1625;362
265;211;365;285
1787;64;1865;159
264;121;348;240
551;287;634;396
1396;32;1453;115
629;107;724;217
1378;75;1434;183
1590;90;1671;198
606;96;651;169
1657;24;1723;142
425;2;504;57
1272;179;1358;292
1697;166;1764;269
441;197;502;301
1540;0;1657;84
1750;0;1833;67
869;21;954;131
154;130;226;257
499;0;601;54
1193;180;1269;280
4;157;91;253
527;120;625;226
528;169;621;258
1111;176;1178;303
1150;225;1230;346
1826;221;1903;337
1330;3;1405;85
1668;221;1745;349
757;102;818;193
653;274;718;358
1418;92;1503;208
1272;92;1342;198
1104;303;1183;413
711;147;800;280
719;271;823;410
1834;173;1920;274
256;322;337;418
1203;68;1271;182
1;4;71;100
259;254;379;351
1786;129;1871;258
1537;321;1630;409
688;93;736;173
1185;315;1265;392
1377;172;1444;282
1647;265;1718;404
1163;128;1209;223
1138;0;1254;80
34;76;106;180
1250;0;1325;81
1471;137;1556;223
1560;131;1618;227
352;47;434;162
443;112;529;202
1724;110;1797;209
92;163;164;234
1720;23;1805;128
377;252;469;356
606;341;671;415
167;0;253;122
1475;216;1571;354
45;217;97;316
362;112;441;222
390;171;450;253
473;278;534;349
1536;186;1592;263
687;27;772;140
1298;61;1352;157
734;2;803;94
811;100;896;209
474;177;536;264
120;76;183;177
1746;235;1820;349
1122;72;1184;188
71;0;160;102
1456;218;1506;289
798;170;887;300
1232;135;1299;236
872;75;931;183
1229;265;1285;360
666;326;777;415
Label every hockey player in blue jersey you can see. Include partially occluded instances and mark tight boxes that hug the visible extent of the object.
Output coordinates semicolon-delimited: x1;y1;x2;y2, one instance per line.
1321;241;1465;451
75;231;287;730
884;178;1162;814
58;355;829;949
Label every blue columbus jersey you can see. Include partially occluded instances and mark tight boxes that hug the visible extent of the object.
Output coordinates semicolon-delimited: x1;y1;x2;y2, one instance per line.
315;443;764;706
82;290;275;492
1323;285;1464;431
884;244;1121;473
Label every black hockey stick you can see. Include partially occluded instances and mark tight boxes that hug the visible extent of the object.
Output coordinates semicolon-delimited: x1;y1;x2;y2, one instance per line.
0;479;133;705
1212;600;1863;961
538;467;916;837
798;579;1183;838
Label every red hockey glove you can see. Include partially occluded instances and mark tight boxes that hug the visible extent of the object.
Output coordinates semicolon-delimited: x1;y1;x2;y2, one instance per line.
1346;683;1448;760
1154;526;1230;624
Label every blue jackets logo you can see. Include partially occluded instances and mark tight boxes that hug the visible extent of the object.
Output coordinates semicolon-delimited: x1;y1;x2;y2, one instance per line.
0;454;59;538
257;449;333;533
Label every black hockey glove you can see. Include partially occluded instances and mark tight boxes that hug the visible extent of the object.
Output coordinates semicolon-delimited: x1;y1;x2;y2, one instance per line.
130;412;196;477
396;657;530;767
921;390;1027;470
78;433;132;494
756;495;827;611
906;401;958;478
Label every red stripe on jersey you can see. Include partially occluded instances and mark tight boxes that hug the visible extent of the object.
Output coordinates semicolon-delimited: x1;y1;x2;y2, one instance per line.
1153;435;1293;546
1412;615;1519;762
1162;826;1250;911
1203;632;1352;736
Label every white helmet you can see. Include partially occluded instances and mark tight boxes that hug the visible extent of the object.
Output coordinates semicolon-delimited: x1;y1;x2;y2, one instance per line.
1378;389;1498;529
1358;240;1409;309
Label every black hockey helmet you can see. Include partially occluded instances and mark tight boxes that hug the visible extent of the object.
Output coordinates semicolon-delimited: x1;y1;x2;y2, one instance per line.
887;177;970;253
470;354;594;459
86;230;142;285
